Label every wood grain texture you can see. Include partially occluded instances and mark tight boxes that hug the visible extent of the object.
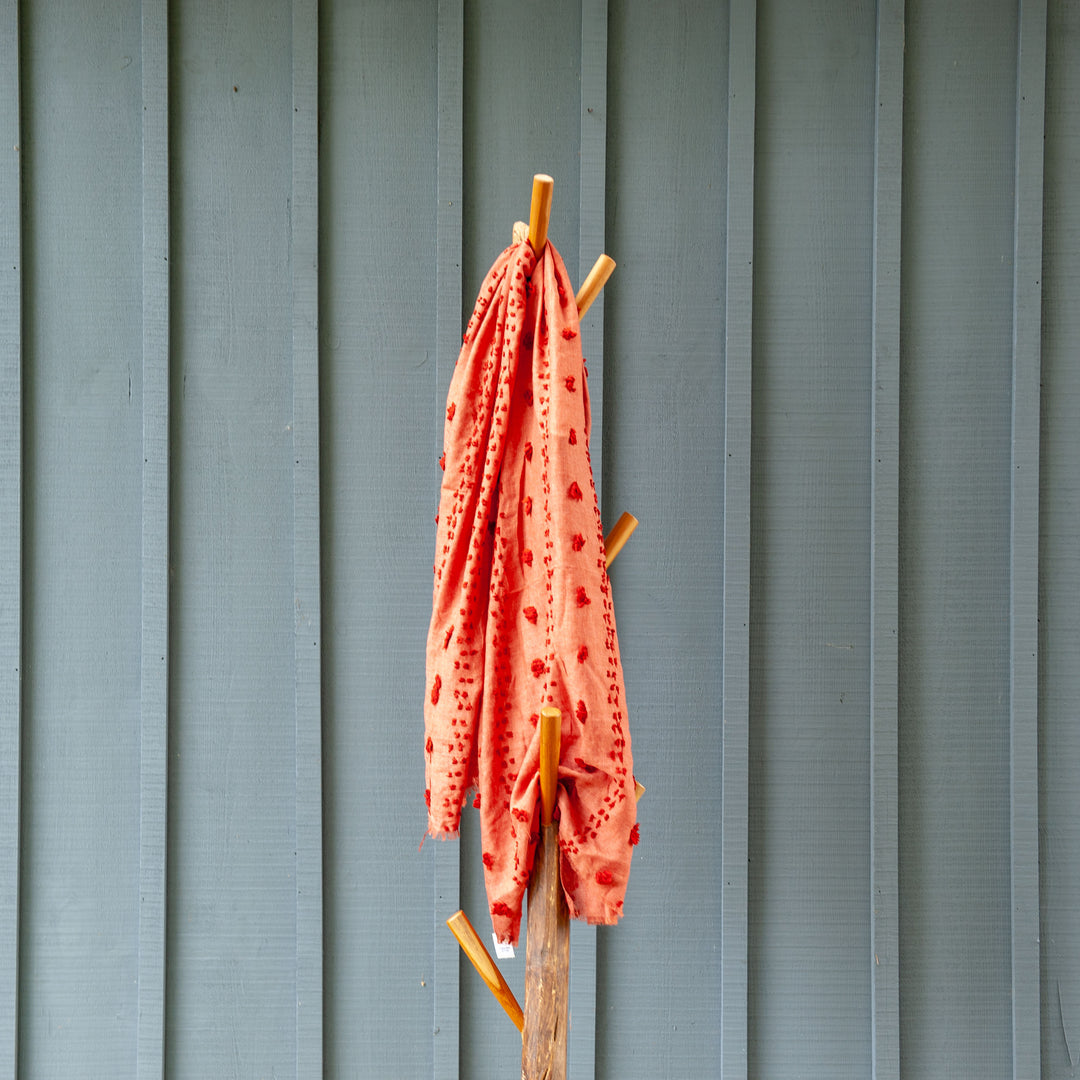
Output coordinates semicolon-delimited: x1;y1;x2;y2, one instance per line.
898;1;1018;1076
18;3;145;1074
0;4;21;1075
523;824;570;1080
721;1;755;1077
136;1;170;1077
869;1;903;1077
599;2;727;1076
1038;3;1080;1075
318;1;439;1075
1009;2;1047;1077
165;1;297;1072
433;2;463;1077
291;0;323;1074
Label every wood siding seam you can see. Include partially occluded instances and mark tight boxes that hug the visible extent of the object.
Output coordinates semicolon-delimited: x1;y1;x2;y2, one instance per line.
434;2;463;1076
0;2;21;1075
1009;0;1047;1076
292;0;323;1075
136;1;170;1076
569;3;608;1077
869;1;904;1078
721;2;755;1077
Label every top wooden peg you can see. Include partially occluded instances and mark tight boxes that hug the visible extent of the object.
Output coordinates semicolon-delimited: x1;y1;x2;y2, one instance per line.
528;174;554;254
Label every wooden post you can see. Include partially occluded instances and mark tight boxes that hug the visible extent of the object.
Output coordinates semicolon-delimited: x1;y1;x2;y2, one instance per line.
522;705;570;1080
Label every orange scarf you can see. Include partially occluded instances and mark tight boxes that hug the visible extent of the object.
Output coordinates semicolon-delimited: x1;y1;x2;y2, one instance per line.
425;240;637;944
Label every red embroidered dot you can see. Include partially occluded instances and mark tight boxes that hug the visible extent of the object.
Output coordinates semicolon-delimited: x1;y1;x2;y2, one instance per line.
574;757;598;774
561;327;578;340
629;823;640;846
447;402;456;421
565;375;576;392
575;700;588;722
512;807;530;823
431;674;442;705
531;658;547;678
523;606;538;624
577;645;589;663
524;496;533;516
568;428;577;445
443;625;454;650
571;533;585;552
483;852;494;869
492;902;514;918
425;788;431;807
524;442;533;461
568;481;583;501
595;869;613;885
426;736;433;755
576;587;591;607
522;549;533;566
473;793;482;808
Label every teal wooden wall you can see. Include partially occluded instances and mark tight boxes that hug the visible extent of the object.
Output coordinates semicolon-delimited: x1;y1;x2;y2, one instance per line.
0;1;1077;1077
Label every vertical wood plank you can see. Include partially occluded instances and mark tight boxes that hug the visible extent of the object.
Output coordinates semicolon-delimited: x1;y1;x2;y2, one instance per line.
0;4;21;1076
166;2;297;1070
570;3;607;1077
1038;5;1080;1074
19;4;145;1072
869;1;903;1078
137;2;170;1078
721;2;755;1077
898;2;1018;1074
434;4;463;1077
292;0;323;1075
1009;1;1046;1077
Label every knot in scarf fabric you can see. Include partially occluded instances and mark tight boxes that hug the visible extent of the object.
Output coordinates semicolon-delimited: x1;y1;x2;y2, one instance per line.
424;240;636;944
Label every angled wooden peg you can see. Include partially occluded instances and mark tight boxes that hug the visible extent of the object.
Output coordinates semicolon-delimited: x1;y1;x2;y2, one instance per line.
528;174;554;254
604;511;639;569
446;910;524;1032
576;253;616;318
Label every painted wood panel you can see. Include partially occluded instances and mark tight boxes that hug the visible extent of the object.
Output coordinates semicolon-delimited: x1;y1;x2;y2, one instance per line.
1039;2;1080;1076
166;1;298;1073
2;3;1079;1079
749;2;876;1075
598;2;727;1076
898;1;1018;1076
17;3;145;1074
318;1;439;1075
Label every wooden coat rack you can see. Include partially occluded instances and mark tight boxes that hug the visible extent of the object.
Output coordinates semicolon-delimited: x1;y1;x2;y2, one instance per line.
446;175;639;1080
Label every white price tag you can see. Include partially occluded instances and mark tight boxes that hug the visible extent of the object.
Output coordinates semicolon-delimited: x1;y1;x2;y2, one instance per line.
493;935;515;960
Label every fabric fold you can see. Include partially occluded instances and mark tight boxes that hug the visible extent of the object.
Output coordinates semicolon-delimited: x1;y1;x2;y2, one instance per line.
425;240;636;945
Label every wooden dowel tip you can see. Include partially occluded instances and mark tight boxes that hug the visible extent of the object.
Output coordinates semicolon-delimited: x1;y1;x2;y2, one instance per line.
576;253;616;318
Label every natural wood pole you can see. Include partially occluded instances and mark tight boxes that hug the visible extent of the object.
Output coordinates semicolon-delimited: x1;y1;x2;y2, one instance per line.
523;705;570;1080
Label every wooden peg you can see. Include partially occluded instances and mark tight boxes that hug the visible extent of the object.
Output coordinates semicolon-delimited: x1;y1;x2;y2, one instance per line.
575;253;616;318
539;705;561;826
604;511;639;569
446;910;524;1032
528;174;554;254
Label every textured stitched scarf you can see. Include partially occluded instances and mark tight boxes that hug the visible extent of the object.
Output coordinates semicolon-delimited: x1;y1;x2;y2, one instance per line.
424;239;637;945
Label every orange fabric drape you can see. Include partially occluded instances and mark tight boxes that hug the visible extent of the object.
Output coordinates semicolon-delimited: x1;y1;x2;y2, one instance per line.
425;240;636;944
